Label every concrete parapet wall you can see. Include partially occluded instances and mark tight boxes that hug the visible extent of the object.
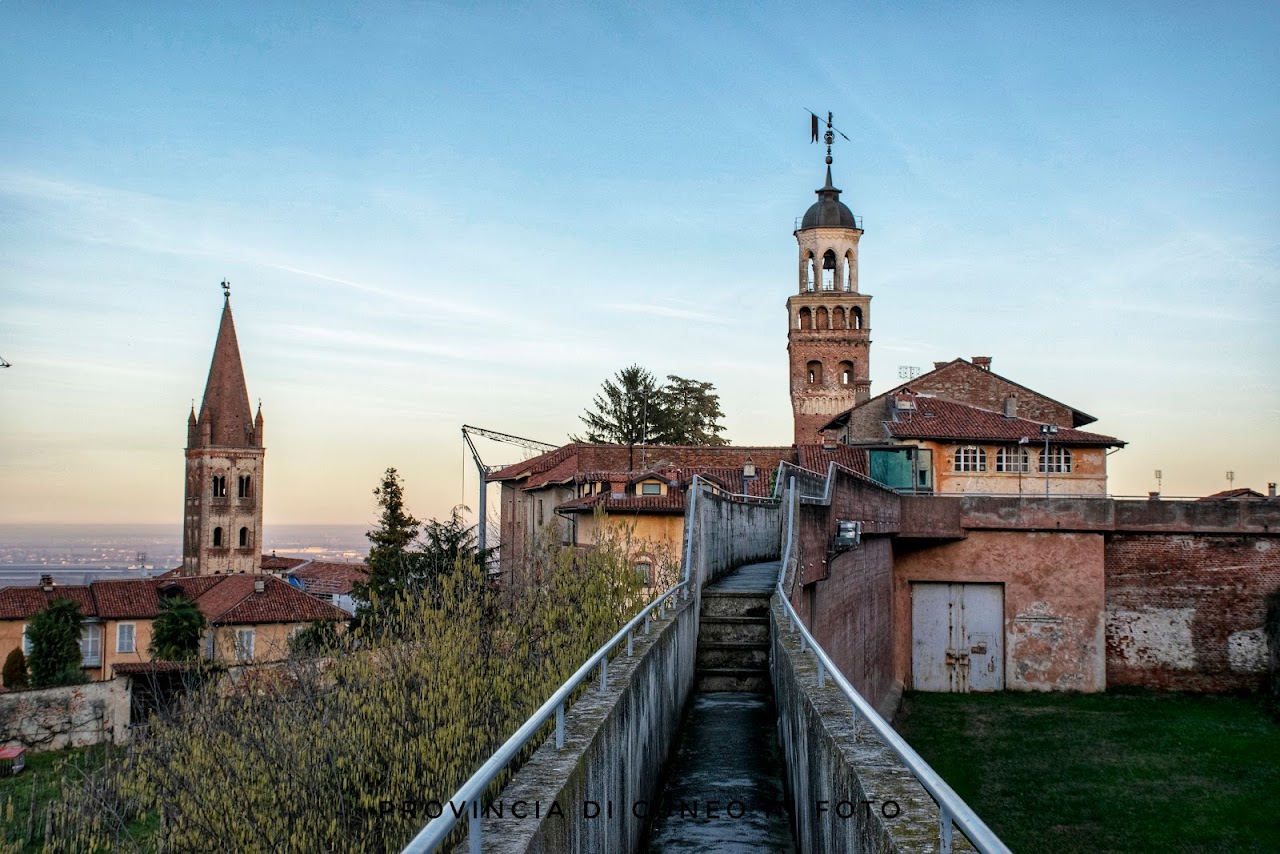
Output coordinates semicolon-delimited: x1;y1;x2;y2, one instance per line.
689;492;782;588
470;592;698;854
771;598;968;853
0;678;130;752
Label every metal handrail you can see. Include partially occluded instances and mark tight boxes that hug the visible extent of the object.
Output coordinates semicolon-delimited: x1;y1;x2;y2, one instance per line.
773;477;1012;854
401;577;692;854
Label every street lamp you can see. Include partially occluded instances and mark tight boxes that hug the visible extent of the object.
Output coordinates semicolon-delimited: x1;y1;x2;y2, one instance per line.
1040;424;1058;498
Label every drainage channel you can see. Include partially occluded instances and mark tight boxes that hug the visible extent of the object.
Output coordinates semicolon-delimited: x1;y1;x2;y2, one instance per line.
645;561;795;853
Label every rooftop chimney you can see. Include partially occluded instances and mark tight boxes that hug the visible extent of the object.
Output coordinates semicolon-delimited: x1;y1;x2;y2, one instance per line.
40;574;54;592
1270;482;1277;498
933;361;949;371
1003;395;1018;418
254;578;265;593
972;356;992;371
822;430;839;450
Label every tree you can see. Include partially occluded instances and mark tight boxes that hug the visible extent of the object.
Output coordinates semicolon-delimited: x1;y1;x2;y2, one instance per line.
289;619;341;657
576;365;729;446
653;375;728;445
151;596;207;662
27;598;87;687
2;647;28;690
353;467;422;611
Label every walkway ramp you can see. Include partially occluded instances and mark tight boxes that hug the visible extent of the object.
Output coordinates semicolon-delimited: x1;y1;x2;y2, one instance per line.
696;561;778;692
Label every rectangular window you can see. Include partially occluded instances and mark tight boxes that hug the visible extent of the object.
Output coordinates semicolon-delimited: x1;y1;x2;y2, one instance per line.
205;630;215;661
640;482;662;495
537;499;544;526
234;628;255;662
80;624;102;667
635;562;652;586
117;623;136;654
22;625;32;657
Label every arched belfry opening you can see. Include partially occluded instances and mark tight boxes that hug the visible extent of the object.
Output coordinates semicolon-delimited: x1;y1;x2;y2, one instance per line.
821;250;837;291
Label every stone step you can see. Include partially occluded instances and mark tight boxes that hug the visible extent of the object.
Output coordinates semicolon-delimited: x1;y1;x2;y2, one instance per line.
696;642;769;671
696;668;771;693
700;593;772;620
698;617;769;645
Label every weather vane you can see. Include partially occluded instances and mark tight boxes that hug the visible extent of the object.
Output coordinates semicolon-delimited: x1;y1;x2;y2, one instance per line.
221;279;231;300
807;109;850;166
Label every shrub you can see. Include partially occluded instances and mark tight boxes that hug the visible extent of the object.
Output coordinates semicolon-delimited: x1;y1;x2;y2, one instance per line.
27;599;87;688
2;647;28;690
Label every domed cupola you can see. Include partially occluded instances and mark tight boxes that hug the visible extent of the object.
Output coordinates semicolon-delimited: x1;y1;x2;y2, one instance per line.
799;165;858;230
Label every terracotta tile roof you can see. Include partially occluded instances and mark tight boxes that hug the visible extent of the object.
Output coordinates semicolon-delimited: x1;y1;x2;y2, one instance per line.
208;576;349;625
0;585;96;620
557;493;688;514
797;444;870;476
1199;488;1269;501
93;579;162;619
157;576;225;599
112;661;197;676
522;456;581;491
260;554;308;572
487;443;581;483
882;396;1124;446
289;561;367;596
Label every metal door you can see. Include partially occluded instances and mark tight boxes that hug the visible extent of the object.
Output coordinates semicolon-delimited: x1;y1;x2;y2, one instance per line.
911;583;1004;692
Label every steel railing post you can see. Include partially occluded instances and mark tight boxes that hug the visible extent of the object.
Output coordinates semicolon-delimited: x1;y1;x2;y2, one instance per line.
600;659;607;693
469;810;481;854
940;805;954;854
627;630;633;657
555;702;564;749
817;658;825;687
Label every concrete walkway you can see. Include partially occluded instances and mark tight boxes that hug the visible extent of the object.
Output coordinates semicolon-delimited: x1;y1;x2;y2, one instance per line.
647;562;794;852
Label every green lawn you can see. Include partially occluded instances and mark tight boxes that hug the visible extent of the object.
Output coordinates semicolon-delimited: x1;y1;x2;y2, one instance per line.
895;690;1280;854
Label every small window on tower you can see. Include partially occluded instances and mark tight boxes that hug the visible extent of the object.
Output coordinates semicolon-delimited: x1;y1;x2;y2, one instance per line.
807;360;823;385
821;250;836;290
805;253;816;291
852;307;864;329
238;475;251;498
843;252;853;291
839;360;854;385
239;527;249;548
213;527;223;547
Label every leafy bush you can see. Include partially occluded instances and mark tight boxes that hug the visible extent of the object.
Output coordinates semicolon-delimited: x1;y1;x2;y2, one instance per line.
151;595;206;661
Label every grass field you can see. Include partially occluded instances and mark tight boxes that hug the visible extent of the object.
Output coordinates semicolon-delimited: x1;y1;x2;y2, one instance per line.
895;690;1280;853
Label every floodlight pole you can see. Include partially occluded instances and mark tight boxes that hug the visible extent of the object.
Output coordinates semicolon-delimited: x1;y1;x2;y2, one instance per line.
1041;424;1058;498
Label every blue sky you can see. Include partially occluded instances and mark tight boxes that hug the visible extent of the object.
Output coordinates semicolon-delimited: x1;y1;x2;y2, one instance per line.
1;2;1277;525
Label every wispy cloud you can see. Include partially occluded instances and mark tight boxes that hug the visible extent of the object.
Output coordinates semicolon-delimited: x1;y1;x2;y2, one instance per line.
601;301;728;324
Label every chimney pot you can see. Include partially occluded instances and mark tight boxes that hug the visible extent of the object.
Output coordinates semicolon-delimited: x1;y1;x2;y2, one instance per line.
933;361;948;371
1148;491;1161;501
254;579;265;593
39;574;54;592
1004;395;1017;418
972;356;992;371
1270;482;1277;498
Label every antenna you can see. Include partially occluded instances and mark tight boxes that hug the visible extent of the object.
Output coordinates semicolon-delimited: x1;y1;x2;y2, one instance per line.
221;279;231;300
898;366;921;380
1226;470;1235;487
1154;469;1163;492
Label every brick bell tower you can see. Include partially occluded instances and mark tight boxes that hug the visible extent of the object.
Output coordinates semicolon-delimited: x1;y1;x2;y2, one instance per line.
787;117;871;444
182;281;265;576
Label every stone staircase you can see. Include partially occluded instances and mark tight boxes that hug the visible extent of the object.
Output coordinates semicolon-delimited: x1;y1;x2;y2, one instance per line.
695;581;772;693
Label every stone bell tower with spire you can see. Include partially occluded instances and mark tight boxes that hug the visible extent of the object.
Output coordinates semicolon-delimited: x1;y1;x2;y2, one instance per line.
182;282;265;576
787;113;872;444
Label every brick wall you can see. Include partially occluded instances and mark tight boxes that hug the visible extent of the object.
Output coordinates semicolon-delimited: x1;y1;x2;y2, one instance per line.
1105;533;1280;691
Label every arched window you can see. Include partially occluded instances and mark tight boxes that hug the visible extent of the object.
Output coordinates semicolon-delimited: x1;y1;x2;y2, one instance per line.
239;526;249;548
799;307;813;330
238;475;251;498
996;446;1030;473
815;306;830;330
213;527;223;547
953;447;987;472
807;360;823;385
843;251;853;291
805;253;815;291
212;475;227;498
1039;446;1073;473
635;560;652;587
838;360;855;385
852;307;864;329
821;250;837;290
832;307;846;329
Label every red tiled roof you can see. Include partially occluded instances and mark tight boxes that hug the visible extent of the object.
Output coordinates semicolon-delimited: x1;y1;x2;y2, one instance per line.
261;554;308;572
208;576;349;625
557;493;688;514
0;585;96;620
289;561;367;596
797;444;870;476
93;579;162;619
522;456;581;491
487;443;580;483
882;396;1123;446
112;661;198;676
1199;488;1268;501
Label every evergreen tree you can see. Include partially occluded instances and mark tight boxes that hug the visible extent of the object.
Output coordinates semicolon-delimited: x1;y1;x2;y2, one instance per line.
354;468;423;610
2;647;28;690
577;365;729;446
27;599;87;687
151;596;207;661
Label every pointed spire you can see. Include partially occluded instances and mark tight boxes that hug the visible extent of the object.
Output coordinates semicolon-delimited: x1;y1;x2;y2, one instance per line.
196;291;255;448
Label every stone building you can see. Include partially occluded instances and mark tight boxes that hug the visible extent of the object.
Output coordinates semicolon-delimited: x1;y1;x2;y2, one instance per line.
181;291;265;576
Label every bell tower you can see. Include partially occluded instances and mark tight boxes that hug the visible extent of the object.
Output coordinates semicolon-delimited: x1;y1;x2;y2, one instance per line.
182;282;265;576
787;115;872;444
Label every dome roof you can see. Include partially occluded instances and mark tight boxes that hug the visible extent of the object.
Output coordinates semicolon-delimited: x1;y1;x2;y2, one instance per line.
799;165;858;230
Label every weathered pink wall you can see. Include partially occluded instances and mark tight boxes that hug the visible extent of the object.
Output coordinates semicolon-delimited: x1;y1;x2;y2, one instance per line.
893;530;1107;692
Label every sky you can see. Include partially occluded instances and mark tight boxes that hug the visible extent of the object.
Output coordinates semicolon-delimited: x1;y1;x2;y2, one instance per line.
1;2;1277;527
